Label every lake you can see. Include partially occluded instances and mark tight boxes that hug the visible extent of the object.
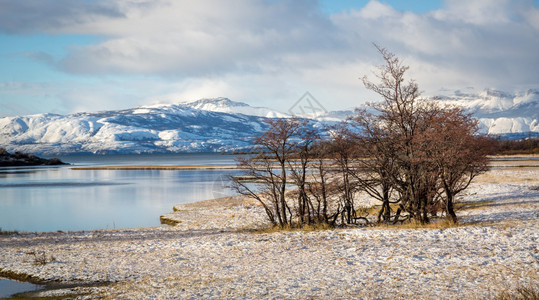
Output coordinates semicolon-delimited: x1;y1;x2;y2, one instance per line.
0;279;42;298
0;153;239;233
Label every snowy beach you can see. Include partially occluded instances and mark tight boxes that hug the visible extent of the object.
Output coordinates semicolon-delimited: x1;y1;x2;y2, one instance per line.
0;166;537;299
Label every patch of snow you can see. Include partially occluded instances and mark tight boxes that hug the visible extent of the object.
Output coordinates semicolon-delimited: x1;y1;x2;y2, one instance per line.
182;97;290;118
132;108;152;114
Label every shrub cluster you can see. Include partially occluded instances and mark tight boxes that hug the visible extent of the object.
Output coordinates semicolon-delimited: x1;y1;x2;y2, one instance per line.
490;138;539;155
232;46;490;228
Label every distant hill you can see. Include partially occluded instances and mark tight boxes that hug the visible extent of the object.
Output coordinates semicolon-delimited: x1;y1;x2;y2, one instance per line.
431;89;539;137
0;102;272;154
0;91;536;155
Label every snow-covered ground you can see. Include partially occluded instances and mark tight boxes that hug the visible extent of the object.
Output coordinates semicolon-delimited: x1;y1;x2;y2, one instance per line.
0;167;537;299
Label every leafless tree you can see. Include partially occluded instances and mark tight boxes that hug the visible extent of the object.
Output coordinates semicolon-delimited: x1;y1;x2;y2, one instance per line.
360;44;431;223
326;123;360;224
233;45;489;228
359;45;489;224
231;118;304;227
423;107;490;223
232;118;357;228
349;110;398;223
306;141;340;225
286;122;318;225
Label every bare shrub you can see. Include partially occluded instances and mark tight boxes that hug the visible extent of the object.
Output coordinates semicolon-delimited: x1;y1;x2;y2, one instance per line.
26;250;56;266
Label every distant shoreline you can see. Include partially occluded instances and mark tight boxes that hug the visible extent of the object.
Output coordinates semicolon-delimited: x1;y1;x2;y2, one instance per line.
0;148;67;167
71;164;238;170
70;157;539;171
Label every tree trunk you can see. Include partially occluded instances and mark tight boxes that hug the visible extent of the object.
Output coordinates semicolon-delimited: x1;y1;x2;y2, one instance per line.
393;205;403;224
382;185;391;221
445;193;458;224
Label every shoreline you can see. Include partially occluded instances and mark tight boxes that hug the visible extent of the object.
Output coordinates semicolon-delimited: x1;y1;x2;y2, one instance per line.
0;167;537;298
71;164;238;170
69;157;539;171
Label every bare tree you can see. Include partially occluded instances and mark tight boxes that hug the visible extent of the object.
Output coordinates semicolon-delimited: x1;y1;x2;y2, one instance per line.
233;45;490;228
326;123;360;224
359;45;489;224
286;121;318;225
306;141;339;225
231;118;304;227
232;118;352;228
423;107;490;223
361;44;434;223
349;110;397;223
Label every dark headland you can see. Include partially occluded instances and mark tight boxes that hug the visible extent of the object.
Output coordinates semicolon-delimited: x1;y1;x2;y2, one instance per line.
0;148;67;167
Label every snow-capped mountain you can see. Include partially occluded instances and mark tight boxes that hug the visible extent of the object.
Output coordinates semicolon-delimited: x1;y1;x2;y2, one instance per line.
431;89;539;137
0;92;536;155
0;103;271;155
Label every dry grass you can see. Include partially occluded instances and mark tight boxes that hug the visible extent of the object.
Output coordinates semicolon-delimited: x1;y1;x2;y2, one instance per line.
455;200;495;211
253;222;335;234
374;218;462;230
159;216;181;226
359;203;401;216
497;284;539;300
176;195;258;210
475;168;539;184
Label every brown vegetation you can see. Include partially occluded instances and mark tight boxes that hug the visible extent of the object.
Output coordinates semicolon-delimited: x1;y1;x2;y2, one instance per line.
496;284;539;300
490;138;539;155
232;46;491;228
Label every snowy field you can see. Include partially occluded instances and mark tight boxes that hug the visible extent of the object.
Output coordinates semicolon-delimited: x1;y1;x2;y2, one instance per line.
0;166;537;299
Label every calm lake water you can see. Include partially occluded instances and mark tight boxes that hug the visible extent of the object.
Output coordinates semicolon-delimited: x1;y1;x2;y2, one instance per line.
0;279;41;298
0;153;238;233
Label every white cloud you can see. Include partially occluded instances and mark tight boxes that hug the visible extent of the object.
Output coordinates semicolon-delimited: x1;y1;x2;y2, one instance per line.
434;0;515;25
332;0;539;95
56;0;344;77
0;0;537;114
356;1;398;19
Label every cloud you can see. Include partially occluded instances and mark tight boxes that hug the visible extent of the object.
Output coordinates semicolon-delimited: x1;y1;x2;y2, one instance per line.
0;0;124;34
433;0;519;25
0;0;537;114
332;0;539;94
56;0;347;78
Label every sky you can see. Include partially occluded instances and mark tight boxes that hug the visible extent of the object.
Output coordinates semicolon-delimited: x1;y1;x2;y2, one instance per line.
0;0;538;117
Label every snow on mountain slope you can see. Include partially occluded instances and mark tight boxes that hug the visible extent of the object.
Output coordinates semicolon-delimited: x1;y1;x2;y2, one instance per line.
432;89;539;135
0;105;270;155
181;97;290;118
307;89;538;136
0;91;536;155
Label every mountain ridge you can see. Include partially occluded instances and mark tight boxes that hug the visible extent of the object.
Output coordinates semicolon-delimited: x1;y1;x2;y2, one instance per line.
430;89;538;135
0;103;271;155
0;90;536;155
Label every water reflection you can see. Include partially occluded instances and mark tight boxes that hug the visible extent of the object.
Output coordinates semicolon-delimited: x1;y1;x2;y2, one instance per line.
0;182;125;188
0;154;238;232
